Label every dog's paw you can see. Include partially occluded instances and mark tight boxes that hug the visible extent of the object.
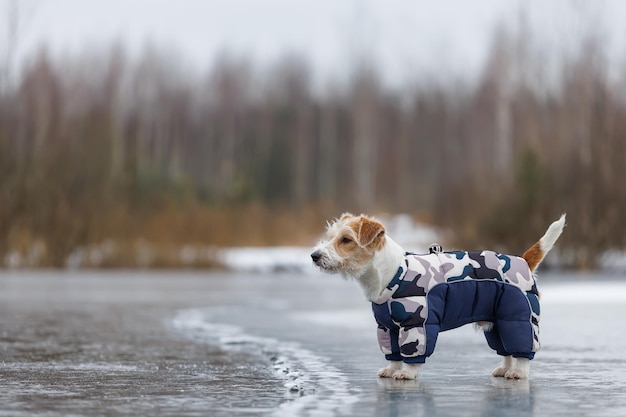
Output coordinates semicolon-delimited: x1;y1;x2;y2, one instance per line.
377;367;396;378
392;370;417;380
504;369;528;380
392;364;420;380
377;361;403;378
378;361;402;378
491;366;509;377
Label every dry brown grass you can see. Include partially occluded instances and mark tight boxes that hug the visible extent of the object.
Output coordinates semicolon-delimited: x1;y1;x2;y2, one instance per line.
2;203;332;268
100;203;327;247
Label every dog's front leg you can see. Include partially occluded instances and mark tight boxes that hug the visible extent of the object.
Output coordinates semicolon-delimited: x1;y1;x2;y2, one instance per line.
392;363;421;380
377;360;403;378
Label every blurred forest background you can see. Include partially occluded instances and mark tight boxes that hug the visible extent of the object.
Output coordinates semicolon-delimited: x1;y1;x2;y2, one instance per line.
0;3;624;269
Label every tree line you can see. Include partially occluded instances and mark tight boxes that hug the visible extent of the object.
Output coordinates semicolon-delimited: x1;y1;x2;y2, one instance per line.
0;27;624;268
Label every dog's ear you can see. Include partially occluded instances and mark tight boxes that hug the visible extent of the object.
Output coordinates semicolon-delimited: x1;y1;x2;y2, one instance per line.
356;217;385;248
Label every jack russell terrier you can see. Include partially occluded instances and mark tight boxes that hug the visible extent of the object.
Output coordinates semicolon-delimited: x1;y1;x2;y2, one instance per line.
311;213;565;380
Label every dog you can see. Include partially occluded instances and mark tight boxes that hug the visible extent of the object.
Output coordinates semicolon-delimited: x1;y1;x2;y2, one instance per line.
311;213;565;380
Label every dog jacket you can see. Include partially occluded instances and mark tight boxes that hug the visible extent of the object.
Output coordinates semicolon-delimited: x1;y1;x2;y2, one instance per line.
371;250;540;364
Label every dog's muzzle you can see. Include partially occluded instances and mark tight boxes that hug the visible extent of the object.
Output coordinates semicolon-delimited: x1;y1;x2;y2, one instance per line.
311;248;340;273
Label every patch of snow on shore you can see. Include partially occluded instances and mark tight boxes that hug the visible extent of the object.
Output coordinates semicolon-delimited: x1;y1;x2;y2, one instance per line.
219;247;315;274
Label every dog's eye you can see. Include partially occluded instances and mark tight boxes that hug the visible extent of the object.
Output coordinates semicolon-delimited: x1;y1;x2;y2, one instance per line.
341;237;352;244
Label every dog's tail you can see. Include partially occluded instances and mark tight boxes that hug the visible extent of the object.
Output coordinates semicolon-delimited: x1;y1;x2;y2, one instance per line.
522;214;566;272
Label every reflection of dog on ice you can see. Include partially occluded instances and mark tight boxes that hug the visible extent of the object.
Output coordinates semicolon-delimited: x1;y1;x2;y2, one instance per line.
312;213;565;380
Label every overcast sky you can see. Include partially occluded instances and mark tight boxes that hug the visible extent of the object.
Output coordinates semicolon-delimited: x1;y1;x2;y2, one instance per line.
2;0;626;88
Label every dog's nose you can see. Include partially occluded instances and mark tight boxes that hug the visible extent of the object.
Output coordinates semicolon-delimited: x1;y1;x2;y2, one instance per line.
311;251;322;263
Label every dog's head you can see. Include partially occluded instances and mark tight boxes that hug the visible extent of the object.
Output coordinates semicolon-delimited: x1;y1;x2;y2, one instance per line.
311;213;386;276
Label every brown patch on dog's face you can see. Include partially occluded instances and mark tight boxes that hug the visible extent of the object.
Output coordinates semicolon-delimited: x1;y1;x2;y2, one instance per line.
312;213;387;275
333;214;385;271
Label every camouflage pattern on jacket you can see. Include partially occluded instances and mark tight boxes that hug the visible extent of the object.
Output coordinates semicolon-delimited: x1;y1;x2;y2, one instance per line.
373;250;540;362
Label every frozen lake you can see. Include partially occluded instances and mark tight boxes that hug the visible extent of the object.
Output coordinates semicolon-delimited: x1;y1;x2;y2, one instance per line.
0;270;625;416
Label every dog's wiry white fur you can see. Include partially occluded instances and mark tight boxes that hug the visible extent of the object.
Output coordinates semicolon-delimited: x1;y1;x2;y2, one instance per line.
540;214;567;254
361;235;405;302
312;213;566;381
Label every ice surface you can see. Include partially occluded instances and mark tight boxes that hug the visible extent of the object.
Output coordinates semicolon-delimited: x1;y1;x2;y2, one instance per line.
171;308;358;417
2;269;626;416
